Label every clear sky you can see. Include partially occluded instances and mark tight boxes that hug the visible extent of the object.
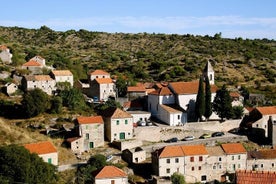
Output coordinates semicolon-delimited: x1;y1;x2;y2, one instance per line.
1;0;276;39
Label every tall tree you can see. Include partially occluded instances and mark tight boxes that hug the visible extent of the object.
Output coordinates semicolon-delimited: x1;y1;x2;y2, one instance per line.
195;76;205;121
204;77;212;120
115;75;127;97
212;85;233;121
171;172;186;184
21;88;50;118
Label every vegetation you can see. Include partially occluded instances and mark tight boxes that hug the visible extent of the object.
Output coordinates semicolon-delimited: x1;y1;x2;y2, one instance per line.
212;85;233;121
0;144;57;184
204;77;212;120
171;172;186;184
195;76;205;121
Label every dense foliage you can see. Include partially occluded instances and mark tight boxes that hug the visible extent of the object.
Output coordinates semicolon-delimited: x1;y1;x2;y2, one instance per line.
195;76;205;121
212;85;233;121
0;144;57;184
204;77;212;120
171;172;186;184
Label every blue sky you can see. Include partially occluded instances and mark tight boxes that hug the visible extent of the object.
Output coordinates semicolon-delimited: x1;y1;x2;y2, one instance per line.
1;0;276;39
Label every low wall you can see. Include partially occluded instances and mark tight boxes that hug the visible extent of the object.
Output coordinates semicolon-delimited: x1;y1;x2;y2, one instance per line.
113;139;143;151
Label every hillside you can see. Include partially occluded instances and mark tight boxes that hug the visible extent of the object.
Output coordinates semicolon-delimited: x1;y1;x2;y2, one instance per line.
0;26;275;103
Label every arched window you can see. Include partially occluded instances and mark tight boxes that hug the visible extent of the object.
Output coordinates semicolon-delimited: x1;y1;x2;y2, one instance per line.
209;74;212;80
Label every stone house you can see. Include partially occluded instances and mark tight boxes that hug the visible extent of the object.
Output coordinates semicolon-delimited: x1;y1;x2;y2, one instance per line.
68;116;105;154
100;107;133;142
50;69;74;87
122;147;146;164
220;143;247;173
22;59;44;74
127;110;151;125
148;61;218;125
88;69;116;101
127;82;147;100
247;149;276;171
24;141;58;165
152;143;247;183
0;45;12;64
3;82;18;96
21;75;56;95
93;165;128;184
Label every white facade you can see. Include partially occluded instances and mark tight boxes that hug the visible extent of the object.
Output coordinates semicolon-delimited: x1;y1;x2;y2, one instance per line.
109;117;133;142
95;177;128;184
50;70;74;87
0;45;12;64
22;75;56;95
31;55;46;66
98;81;116;101
128;111;151;124
40;152;58;166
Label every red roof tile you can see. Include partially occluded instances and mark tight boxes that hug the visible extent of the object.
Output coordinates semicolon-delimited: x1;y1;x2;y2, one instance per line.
160;104;182;113
24;141;57;155
149;87;172;96
236;170;276;184
0;45;8;50
221;143;246;154
22;60;42;67
256;106;276;115
159;145;184;158
95;78;113;84
230;92;241;98
127;86;146;92
100;107;132;118
181;144;208;155
90;69;110;75
169;81;217;95
77;116;104;124
94;166;127;179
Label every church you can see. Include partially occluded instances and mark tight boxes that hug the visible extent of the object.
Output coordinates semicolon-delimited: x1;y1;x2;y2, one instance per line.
147;61;218;125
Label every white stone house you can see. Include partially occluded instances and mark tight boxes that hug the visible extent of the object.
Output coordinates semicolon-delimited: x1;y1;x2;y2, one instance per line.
31;55;46;66
88;69;116;101
247;149;276;171
152;143;247;183
220;143;247;173
93;165;128;184
0;45;12;64
50;69;74;87
21;75;56;95
24;141;58;166
148;86;187;126
127;110;151;125
122;147;147;163
100;107;133;142
3;82;18;95
22;59;44;74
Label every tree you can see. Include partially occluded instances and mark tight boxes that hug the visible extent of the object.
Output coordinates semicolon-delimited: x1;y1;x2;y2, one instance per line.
204;77;212;120
94;98;122;112
195;76;205;121
59;88;87;111
0;144;57;184
171;172;186;184
50;96;63;114
21;88;50;117
115;75;127;97
212;85;233;121
232;106;244;119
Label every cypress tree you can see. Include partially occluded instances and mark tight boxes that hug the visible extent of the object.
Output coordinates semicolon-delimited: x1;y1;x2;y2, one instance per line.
204;77;212;120
195;76;205;121
212;85;233;121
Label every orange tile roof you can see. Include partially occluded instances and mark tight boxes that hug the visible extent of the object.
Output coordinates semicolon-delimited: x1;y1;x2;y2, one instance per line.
181;144;208;155
22;60;42;67
248;149;276;159
94;166;127;179
24;75;53;81
256;106;276;115
169;81;217;95
95;78;113;84
90;69;110;75
236;170;276;184
24;141;57;155
160;104;182;113
0;45;8;50
159;145;185;158
127;86;146;92
230;92;241;98
221;143;246;154
159;144;208;158
149;87;172;96
51;70;73;76
100;107;132;118
77;116;104;124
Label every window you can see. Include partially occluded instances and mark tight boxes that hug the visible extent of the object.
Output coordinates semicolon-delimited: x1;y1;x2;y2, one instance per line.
201;175;207;181
232;156;234;160
48;158;52;164
219;157;222;161
86;125;89;129
116;120;119;125
238;164;241;168
213;165;216;170
166;159;170;163
175;158;179;163
85;133;89;140
111;180;115;184
256;124;259;128
190;157;194;162
199;156;203;161
238;155;241;160
261;164;264;168
219;165;222;169
177;115;180;120
125;120;128;125
210;74;212;80
272;163;275;167
198;166;201;170
191;167;194;171
166;168;170;174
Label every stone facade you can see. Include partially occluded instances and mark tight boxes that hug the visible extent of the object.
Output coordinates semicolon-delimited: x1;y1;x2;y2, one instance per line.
0;45;12;64
50;70;74;87
21;75;56;95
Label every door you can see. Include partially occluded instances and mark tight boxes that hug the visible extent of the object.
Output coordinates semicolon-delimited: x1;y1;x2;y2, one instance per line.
119;132;125;140
89;142;94;149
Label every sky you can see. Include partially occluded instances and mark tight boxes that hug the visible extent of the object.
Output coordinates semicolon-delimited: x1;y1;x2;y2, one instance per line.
1;0;276;39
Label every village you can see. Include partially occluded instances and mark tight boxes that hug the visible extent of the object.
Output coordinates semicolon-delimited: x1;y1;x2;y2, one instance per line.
1;44;276;184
